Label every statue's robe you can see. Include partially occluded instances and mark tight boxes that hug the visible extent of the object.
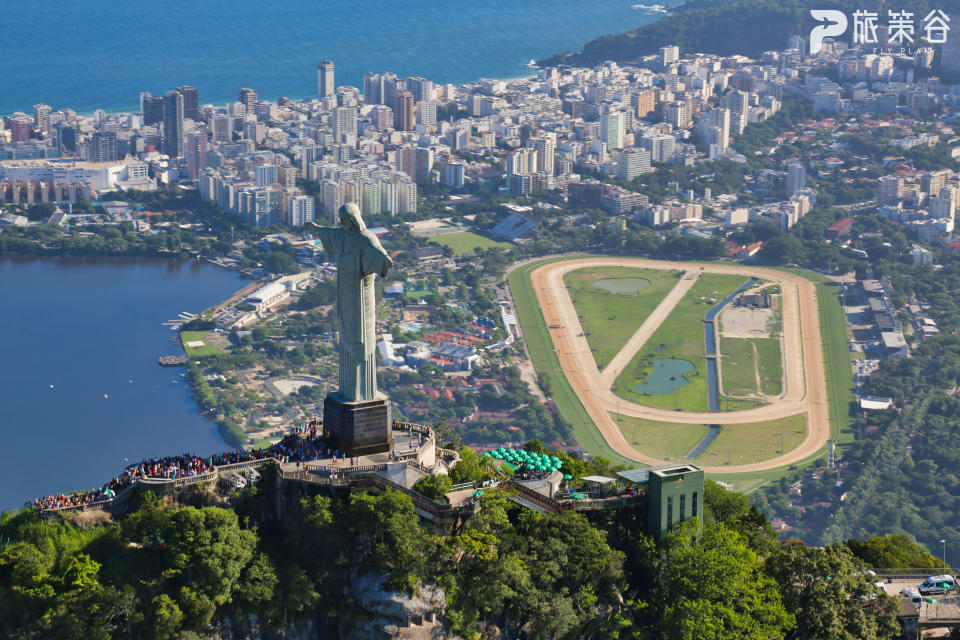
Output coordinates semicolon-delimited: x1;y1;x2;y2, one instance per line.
315;226;391;402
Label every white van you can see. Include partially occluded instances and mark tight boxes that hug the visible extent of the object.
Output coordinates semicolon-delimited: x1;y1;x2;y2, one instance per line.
900;587;922;605
918;575;956;596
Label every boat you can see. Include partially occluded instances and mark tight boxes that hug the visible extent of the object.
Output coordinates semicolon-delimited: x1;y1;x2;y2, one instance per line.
49;384;54;389
103;393;109;399
632;3;668;12
527;59;538;67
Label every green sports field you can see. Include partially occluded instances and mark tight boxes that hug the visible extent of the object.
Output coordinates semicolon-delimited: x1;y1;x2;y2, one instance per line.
564;266;682;370
180;331;224;357
430;231;511;255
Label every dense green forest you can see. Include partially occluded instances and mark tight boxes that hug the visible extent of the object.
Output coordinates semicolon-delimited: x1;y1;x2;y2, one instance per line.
540;0;960;66
0;457;938;639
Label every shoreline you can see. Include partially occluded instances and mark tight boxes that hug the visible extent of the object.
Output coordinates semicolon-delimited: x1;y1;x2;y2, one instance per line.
4;69;543;121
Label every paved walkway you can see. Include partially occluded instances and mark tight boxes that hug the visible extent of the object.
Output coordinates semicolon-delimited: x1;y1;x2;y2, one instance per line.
528;257;828;474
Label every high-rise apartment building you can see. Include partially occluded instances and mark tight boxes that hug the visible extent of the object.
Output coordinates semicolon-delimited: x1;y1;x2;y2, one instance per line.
601;111;625;149
786;163;806;197
396;178;417;213
417;100;437;127
143;96;165;126
288;195;315;226
363;72;384;105
371;105;393;131
5;115;32;142
659;45;680;68
162;90;184;157
89;131;118;162
407;76;434;102
184;131;207;179
255;163;278;187
878;175;903;204
331;106;357;140
664;101;690;129
393;91;415;131
55;123;78;155
383;75;404;110
921;171;948;195
32;104;51;137
318;60;335;97
440;159;465;188
238;88;258;115
631;89;656;119
616;148;652;181
534;137;555;175
176;86;200;122
212;114;233;143
638;133;673;163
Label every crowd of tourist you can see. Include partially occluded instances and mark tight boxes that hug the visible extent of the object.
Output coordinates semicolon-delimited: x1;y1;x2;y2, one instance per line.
32;426;326;511
32;421;430;512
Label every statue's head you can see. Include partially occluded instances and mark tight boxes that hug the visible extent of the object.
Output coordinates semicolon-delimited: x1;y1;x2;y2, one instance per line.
339;203;365;233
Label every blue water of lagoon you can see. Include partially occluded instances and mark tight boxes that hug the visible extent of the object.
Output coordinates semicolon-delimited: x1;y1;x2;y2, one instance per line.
633;359;696;396
594;278;651;295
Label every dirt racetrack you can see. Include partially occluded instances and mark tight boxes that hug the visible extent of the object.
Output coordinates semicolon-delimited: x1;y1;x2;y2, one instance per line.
528;257;829;473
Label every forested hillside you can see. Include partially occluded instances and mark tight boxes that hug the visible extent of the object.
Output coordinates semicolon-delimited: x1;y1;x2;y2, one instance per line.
0;462;931;639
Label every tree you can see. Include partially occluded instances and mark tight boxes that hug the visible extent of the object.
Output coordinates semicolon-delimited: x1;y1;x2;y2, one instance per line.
26;202;57;221
449;446;497;484
414;474;452;502
704;480;777;555
846;533;942;569
765;543;899;640
654;521;793;640
160;507;257;608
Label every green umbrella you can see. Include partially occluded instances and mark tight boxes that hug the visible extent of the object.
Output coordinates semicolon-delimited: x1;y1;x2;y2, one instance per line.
473;490;484;497
563;474;572;480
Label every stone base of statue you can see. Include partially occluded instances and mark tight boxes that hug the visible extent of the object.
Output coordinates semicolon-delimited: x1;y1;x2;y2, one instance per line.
322;392;394;456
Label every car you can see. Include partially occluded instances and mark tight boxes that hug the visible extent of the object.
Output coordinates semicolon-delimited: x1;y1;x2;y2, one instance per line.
919;575;956;596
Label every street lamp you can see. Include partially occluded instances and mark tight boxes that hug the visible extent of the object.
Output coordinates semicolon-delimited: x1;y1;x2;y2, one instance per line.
941;539;947;570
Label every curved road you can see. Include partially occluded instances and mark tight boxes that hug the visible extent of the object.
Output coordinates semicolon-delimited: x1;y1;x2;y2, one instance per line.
529;258;829;473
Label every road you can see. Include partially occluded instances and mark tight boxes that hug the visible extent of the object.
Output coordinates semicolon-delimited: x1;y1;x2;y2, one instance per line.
528;257;830;473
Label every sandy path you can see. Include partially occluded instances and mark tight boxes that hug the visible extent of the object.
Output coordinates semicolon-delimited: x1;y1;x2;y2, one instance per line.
528;258;829;474
599;271;700;386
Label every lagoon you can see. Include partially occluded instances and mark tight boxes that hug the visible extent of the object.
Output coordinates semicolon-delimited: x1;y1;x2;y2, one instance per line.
0;256;247;510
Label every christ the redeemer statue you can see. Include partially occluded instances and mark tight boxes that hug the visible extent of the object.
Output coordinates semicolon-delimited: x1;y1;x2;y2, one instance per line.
308;203;392;403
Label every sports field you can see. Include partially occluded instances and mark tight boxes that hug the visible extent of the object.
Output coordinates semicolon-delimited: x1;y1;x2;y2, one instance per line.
564;266;682;370
180;331;224;357
430;231;511;255
612;273;749;412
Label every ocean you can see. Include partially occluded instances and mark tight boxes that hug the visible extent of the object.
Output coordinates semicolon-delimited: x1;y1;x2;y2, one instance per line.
0;256;247;510
0;0;670;115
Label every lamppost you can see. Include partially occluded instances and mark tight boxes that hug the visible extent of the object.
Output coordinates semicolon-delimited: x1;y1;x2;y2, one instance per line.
941;539;947;570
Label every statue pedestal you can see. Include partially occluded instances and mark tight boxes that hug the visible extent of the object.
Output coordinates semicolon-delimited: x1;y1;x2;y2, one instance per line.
323;393;393;456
